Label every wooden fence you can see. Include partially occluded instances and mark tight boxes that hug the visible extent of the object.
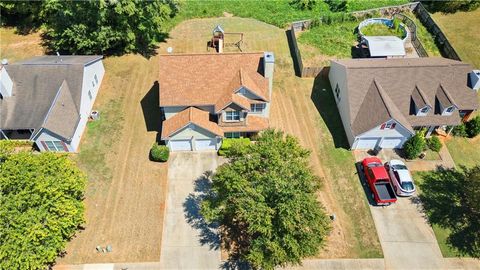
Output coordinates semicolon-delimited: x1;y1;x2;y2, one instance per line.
413;3;462;61
286;2;462;78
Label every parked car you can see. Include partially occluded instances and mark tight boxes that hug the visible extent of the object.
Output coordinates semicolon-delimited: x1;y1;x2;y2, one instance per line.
361;157;397;206
385;159;416;196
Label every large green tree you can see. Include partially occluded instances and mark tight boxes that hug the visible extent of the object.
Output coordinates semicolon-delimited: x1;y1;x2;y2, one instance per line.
419;166;480;258
0;152;86;269
421;0;480;13
40;0;179;55
201;130;331;269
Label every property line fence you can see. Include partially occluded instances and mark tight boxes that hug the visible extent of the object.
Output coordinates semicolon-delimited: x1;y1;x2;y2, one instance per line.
412;3;462;61
286;2;462;78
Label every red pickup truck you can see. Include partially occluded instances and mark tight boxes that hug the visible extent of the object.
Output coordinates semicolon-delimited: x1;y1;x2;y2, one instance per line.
361;157;397;206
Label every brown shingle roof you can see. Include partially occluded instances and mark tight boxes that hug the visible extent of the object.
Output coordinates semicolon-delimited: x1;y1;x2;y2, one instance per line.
411;85;431;109
436;84;456;109
159;53;269;107
332;57;479;135
221;115;269;132
161;107;223;139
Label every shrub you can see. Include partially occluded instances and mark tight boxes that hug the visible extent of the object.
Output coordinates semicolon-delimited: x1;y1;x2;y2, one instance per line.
150;143;169;162
403;133;426;159
452;123;468;137
466;116;480;138
426;135;442;152
218;138;251;156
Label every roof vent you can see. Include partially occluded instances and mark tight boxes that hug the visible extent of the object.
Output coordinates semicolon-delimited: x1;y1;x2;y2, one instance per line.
469;70;480;91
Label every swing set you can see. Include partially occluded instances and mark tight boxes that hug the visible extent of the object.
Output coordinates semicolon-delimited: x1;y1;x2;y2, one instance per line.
207;25;244;53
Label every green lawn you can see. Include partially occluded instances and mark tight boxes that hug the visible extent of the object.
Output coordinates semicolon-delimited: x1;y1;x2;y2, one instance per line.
298;20;359;58
171;0;409;29
432;8;480;68
402;11;441;56
446;137;480;169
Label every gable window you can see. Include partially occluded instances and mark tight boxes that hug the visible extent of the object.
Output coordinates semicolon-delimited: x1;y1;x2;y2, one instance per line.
225;111;240;121
225;132;240;138
380;122;396;129
446;106;454;113
250;103;265;113
335;84;341;101
88;90;93;100
44;141;66;152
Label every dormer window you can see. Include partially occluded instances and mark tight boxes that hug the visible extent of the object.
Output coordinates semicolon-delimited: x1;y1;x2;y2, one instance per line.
225;111;240;121
420;107;429;113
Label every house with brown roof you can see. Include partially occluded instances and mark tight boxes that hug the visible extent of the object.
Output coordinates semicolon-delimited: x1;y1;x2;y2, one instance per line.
159;52;274;151
328;57;479;150
0;55;104;152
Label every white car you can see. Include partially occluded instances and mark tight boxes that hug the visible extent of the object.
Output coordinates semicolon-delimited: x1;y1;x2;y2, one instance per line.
385;159;416;196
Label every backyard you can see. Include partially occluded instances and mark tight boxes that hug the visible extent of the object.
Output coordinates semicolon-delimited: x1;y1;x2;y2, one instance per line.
0;28;168;264
157;16;383;258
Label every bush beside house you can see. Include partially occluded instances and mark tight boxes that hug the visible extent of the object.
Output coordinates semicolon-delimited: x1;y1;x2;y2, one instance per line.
427;135;442;152
218;138;251;156
404;132;427;159
150;143;169;162
465;116;480;138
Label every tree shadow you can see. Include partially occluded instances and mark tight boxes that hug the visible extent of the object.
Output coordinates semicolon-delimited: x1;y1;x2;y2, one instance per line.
183;171;221;251
140;81;163;139
310;74;351;149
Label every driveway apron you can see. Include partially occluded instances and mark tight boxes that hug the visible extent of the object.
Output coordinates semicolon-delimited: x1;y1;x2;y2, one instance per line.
160;152;223;269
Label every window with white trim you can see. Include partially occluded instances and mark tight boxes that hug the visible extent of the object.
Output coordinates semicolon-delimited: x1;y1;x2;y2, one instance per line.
225;132;240;138
44;141;66;151
250;103;265;113
225;111;240;121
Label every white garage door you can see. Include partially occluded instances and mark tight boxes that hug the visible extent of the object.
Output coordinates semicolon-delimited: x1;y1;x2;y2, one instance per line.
380;137;405;149
355;138;380;149
169;139;192;151
195;139;217;151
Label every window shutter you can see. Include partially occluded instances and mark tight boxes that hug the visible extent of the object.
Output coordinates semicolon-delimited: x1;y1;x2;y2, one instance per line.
391;123;396;129
380;123;386;130
61;141;69;152
40;141;48;151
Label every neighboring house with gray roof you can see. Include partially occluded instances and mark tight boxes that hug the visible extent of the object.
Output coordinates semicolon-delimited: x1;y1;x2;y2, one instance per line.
329;57;479;150
0;55;104;152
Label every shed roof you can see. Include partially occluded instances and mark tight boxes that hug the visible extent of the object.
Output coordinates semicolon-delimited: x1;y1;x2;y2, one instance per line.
364;36;406;57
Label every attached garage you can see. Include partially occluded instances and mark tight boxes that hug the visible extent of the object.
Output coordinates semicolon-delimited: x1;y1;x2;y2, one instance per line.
380;137;405;148
169;139;192;151
354;138;380;149
194;138;218;151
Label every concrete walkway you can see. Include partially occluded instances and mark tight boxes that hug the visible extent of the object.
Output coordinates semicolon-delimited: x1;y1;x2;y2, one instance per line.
159;152;223;269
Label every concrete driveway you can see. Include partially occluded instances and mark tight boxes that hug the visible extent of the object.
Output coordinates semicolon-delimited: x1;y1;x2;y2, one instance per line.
159;152;224;269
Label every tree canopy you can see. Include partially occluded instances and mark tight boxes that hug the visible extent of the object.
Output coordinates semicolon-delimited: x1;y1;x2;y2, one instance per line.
0;151;86;269
421;0;480;13
1;0;179;56
201;130;331;269
419;166;480;258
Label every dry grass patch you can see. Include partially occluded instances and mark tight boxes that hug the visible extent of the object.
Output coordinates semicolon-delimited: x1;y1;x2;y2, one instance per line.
1;27;168;264
432;9;480;68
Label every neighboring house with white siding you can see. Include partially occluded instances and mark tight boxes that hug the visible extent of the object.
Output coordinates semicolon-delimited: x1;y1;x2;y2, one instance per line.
0;55;104;152
329;57;479;150
159;52;274;151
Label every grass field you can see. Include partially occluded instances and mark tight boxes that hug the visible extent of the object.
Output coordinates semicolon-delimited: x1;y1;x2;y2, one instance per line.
361;23;404;38
171;0;409;29
432;8;480;68
0;28;168;264
158;17;382;258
